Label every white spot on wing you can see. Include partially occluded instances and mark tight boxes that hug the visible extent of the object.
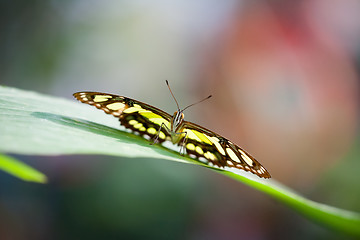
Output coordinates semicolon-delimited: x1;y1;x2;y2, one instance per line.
93;95;112;102
106;102;125;111
226;148;241;163
238;149;254;166
198;157;208;164
209;137;226;155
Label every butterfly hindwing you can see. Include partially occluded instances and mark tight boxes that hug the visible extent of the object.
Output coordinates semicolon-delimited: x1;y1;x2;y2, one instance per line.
73;92;172;143
179;122;271;178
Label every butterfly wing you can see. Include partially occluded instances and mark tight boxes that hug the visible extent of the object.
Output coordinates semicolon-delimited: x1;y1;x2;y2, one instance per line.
73;92;172;143
179;121;271;178
73;91;270;178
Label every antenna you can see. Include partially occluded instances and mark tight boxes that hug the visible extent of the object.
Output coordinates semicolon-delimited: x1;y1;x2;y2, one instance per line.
166;80;180;110
166;80;212;112
182;95;212;111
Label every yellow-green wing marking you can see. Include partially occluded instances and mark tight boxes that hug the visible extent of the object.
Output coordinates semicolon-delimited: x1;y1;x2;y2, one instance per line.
179;121;271;178
73;92;172;143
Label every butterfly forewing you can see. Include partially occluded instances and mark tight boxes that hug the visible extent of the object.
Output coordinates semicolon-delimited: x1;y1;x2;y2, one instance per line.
73;92;172;143
179;122;271;178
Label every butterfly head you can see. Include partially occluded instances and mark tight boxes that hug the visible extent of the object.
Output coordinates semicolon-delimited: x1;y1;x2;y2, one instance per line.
166;80;211;131
171;111;184;131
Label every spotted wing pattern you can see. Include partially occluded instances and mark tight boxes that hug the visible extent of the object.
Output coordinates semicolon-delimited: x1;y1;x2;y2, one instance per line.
179;122;271;178
73;91;271;178
73;92;172;143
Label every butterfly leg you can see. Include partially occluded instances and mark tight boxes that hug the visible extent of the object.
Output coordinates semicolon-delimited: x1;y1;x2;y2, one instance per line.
150;122;170;145
178;132;187;155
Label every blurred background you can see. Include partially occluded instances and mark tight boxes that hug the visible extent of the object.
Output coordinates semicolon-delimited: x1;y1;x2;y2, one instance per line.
1;1;360;239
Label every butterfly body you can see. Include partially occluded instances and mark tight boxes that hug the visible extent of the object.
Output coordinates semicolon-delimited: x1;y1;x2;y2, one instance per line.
73;91;271;178
158;110;184;144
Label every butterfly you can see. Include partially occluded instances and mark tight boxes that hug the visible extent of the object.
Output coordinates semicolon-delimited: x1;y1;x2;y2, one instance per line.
73;81;271;178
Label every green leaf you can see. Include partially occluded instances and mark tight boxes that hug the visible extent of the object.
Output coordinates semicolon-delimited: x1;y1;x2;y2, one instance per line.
0;154;47;183
222;171;360;236
0;85;359;235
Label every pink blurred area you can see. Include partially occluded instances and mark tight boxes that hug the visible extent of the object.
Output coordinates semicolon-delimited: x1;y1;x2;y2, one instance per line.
197;1;360;186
